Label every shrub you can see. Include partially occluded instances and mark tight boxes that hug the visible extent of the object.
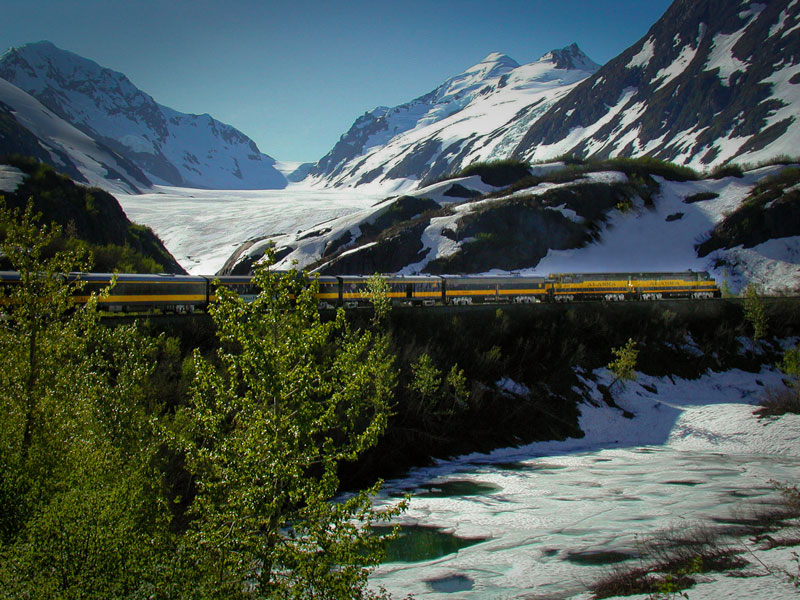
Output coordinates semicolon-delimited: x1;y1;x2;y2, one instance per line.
616;198;634;213
608;338;638;389
591;523;745;599
756;345;800;417
458;159;532;187
550;153;587;166
683;191;719;204
750;154;800;169
707;163;744;179
743;283;768;341
592;156;700;182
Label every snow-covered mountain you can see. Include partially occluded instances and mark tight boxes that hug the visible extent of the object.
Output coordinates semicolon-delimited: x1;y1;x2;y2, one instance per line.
304;44;599;192
0;41;286;190
513;0;800;169
0;77;152;194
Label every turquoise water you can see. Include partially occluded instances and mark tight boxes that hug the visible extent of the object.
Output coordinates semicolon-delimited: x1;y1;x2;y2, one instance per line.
373;524;489;564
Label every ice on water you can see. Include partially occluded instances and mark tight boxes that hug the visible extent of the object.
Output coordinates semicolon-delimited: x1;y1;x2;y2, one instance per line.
370;367;800;599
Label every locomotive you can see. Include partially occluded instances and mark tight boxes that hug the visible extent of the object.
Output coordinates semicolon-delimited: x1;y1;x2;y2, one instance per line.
0;270;720;313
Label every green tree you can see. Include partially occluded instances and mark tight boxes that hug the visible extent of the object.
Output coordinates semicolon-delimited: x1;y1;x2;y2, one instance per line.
608;338;639;390
408;354;469;419
0;200;169;598
171;264;403;598
720;268;733;298
366;272;391;325
781;346;800;386
743;283;768;341
410;353;442;403
445;364;470;410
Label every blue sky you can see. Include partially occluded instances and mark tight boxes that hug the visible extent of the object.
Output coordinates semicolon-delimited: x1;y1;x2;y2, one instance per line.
2;0;672;162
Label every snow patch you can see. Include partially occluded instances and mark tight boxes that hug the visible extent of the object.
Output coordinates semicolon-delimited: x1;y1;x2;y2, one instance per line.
626;38;655;70
705;30;749;85
371;365;800;600
652;43;699;92
713;236;800;294
119;133;155;154
704;6;763;86
0;165;26;192
496;377;530;396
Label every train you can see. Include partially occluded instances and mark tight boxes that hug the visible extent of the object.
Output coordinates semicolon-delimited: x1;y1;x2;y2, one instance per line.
0;270;720;313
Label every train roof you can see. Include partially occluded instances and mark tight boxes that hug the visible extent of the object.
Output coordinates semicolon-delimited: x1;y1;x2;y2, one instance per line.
71;272;207;283
547;271;711;280
445;274;546;282
338;275;443;283
1;271;207;283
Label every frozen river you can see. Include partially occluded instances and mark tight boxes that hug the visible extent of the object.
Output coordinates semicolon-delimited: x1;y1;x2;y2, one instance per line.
372;447;799;598
370;367;800;599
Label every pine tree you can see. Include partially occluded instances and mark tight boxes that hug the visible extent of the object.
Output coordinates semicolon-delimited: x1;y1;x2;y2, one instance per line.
607;338;639;390
743;283;768;341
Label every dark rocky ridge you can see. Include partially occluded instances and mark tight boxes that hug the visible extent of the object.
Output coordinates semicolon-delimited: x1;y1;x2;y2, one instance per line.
426;181;639;274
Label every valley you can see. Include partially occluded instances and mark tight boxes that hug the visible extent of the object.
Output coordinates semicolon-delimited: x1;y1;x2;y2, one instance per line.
0;0;798;597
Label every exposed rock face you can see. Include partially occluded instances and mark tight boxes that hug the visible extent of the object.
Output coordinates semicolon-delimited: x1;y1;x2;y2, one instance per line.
513;0;800;168
316;221;430;275
425;181;630;274
0;41;286;190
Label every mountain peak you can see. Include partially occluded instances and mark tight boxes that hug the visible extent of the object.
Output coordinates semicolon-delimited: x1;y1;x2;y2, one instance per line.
1;40;54;58
0;41;287;190
539;43;600;71
4;40;92;67
459;52;520;82
479;52;520;68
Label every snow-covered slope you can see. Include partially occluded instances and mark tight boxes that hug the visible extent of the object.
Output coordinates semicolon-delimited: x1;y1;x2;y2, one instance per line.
0;41;286;190
513;0;800;169
304;45;599;192
0;77;152;194
203;163;799;293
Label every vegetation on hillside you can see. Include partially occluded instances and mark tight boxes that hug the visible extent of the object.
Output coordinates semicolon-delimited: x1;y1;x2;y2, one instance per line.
442;156;699;190
0;156;183;273
0;205;402;598
696;166;800;257
455;159;532;187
